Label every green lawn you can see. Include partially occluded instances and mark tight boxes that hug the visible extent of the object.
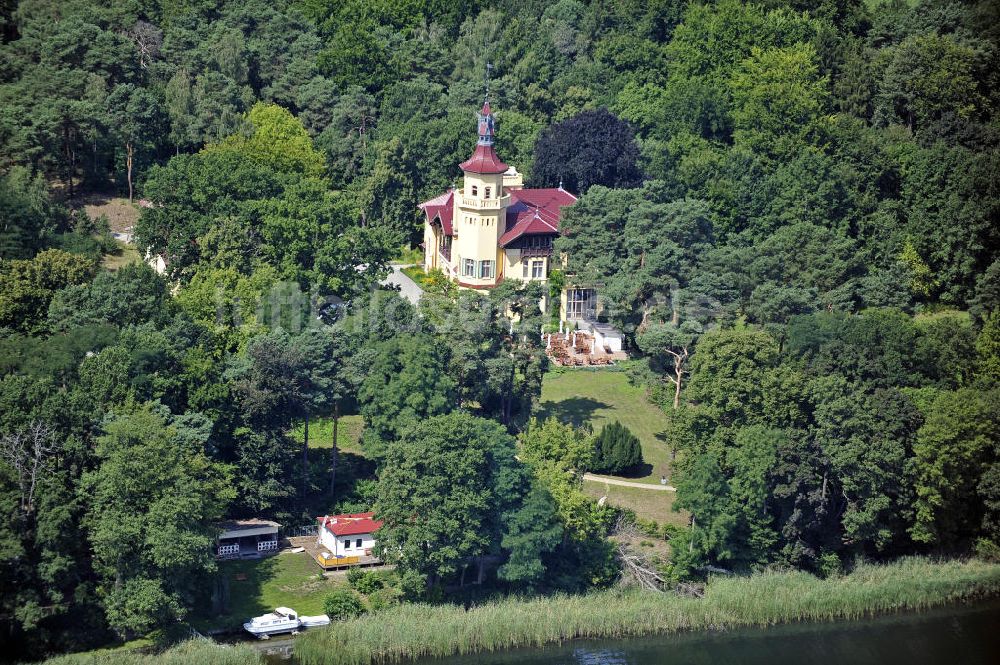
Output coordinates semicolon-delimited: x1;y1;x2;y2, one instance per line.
400;265;456;294
195;553;344;632
401;264;430;286
392;245;423;265
582;479;688;527
535;369;673;485
100;241;141;271
290;415;364;453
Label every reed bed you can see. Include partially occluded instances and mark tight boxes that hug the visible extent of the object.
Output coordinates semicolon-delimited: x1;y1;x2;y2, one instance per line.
39;638;264;665
294;557;1000;665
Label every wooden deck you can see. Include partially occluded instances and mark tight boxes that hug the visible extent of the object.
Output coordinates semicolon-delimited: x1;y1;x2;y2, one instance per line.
287;536;383;571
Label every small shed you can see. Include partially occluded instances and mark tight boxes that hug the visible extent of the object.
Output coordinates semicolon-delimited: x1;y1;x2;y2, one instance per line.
216;518;281;559
590;322;624;354
317;512;382;560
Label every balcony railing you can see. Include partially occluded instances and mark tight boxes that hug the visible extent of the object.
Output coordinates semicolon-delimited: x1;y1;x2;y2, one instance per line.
459;194;510;210
520;246;553;258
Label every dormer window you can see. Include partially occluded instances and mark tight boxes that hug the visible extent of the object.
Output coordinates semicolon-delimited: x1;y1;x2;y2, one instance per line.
471;185;478;196
484;187;491;199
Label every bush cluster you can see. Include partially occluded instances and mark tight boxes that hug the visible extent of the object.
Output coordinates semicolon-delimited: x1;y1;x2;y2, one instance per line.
592;421;643;474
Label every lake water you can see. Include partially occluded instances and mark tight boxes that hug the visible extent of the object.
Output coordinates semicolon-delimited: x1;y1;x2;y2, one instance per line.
259;600;1000;664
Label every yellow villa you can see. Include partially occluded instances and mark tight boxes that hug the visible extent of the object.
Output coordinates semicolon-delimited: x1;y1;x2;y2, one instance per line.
419;100;613;337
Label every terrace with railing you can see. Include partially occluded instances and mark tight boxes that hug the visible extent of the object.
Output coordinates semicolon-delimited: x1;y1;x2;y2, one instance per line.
544;330;627;366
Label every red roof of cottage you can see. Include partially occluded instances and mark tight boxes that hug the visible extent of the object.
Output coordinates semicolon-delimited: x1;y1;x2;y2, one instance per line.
498;188;578;246
418;189;454;235
317;512;383;537
459;143;509;174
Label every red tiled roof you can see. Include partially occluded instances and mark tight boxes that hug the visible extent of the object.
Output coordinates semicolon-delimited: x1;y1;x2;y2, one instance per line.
418;190;454;235
498;188;577;246
460;143;509;174
512;187;577;211
419;186;577;244
317;512;383;537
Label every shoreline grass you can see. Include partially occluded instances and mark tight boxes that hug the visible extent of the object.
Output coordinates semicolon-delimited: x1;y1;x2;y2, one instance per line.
294;557;1000;665
37;638;265;665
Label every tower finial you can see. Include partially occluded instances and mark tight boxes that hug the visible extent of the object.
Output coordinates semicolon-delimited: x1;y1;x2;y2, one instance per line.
485;61;493;103
477;93;495;146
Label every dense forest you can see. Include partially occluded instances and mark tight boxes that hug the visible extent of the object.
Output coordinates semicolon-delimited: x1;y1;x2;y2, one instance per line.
1;0;999;661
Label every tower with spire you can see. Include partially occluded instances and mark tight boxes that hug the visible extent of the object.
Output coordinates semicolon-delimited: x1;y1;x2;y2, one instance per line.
419;99;576;293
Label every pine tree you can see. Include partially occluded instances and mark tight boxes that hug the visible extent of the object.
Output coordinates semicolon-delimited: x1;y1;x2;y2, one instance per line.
592;421;643;474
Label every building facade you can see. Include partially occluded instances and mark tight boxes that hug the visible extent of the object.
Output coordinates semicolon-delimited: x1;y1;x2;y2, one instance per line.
420;101;578;299
317;512;381;558
215;518;280;559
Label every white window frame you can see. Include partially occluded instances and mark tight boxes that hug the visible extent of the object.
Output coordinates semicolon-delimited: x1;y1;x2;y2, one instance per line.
567;288;596;320
484;186;491;199
522;261;529;278
464;258;475;277
479;260;494;279
471;185;478;196
532;260;544;278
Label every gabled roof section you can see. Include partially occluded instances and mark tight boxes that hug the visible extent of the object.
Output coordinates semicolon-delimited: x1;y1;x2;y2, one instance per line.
419;189;454;235
317;512;383;537
512;187;578;210
499;187;578;247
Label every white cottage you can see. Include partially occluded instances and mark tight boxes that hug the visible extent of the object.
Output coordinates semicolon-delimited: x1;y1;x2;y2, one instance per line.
316;512;382;558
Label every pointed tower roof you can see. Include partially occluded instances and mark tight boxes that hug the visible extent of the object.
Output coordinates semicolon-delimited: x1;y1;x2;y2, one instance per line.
460;100;509;174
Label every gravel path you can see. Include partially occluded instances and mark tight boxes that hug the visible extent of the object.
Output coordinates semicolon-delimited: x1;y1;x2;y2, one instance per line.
583;473;676;492
382;264;424;305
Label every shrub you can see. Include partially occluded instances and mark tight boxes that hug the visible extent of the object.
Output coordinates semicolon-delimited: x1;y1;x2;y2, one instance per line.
975;538;1000;562
817;551;842;578
345;567;365;587
324;589;366;620
350;570;385;595
367;586;403;613
592;421;643;474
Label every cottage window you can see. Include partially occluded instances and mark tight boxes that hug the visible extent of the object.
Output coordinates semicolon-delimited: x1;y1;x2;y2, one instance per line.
356;538;363;548
471;185;478;196
522;261;529;278
532;260;544;278
464;258;475;276
479;260;494;279
343;539;351;549
484;186;491;199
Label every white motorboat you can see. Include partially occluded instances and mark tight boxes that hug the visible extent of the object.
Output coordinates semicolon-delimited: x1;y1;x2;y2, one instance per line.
243;607;330;638
299;614;331;627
